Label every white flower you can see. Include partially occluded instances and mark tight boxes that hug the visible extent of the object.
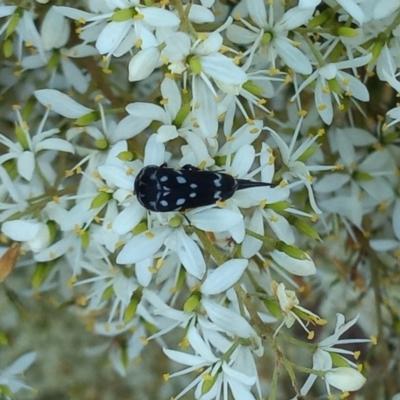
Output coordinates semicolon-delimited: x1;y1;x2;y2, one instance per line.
117;217;246;281
0;352;37;395
162;26;247;87
55;4;179;58
1;219;50;253
272;281;323;336
291;53;372;124
265;117;332;214
370;198;400;253
19;7;96;93
75;258;138;323
124;77;214;165
314;128;395;228
97;140;146;235
129;23;247;134
295;314;369;398
163;325;260;400
226;0;318;74
0;106;74;181
0;166;29;223
218;120;264;155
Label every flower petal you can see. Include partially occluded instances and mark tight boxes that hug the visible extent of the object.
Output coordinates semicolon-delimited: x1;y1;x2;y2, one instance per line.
34;89;93;118
201;259;248;295
189;208;243;232
202;298;255;338
128;47;160;82
116;227;169;264
325;367;366;392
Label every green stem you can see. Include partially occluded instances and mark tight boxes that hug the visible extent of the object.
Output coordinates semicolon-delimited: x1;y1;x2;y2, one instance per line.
192;227;228;265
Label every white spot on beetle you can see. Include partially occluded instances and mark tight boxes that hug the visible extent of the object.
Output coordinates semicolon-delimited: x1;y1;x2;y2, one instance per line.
214;191;221;199
160;200;168;207
189;192;196;198
214;174;222;187
160;175;168;182
190;183;197;188
176;198;185;206
176;176;187;184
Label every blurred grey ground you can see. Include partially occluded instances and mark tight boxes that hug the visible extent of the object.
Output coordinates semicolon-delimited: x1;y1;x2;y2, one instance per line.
0;280;174;400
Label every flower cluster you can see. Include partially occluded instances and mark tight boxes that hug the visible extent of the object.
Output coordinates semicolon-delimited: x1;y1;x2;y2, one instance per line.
2;0;400;398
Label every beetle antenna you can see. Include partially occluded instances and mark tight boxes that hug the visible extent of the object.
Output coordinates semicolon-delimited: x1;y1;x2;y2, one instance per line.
235;179;275;190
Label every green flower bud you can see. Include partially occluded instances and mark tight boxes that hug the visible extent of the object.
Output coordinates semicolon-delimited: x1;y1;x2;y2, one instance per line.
0;329;8;345
275;241;309;260
6;9;22;39
266;201;291;212
331;352;351;368
101;284;114;301
75;111;98;126
15;124;29;150
47;52;60;72
261;31;272;45
117;151;135;161
352;171;373;181
297;146;318;162
90;192;111;209
133;222;148;235
183;291;202;313
95;139;109;150
3;38;13;58
242;80;264;96
169;215;183;228
201;372;219;395
308;9;333;28
32;262;54;290
189;56;202;75
327;78;341;95
124;288;143;323
336;27;359;37
291;217;321;240
111;8;136;21
81;229;90;249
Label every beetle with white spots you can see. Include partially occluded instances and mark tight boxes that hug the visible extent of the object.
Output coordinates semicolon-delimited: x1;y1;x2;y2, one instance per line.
134;164;274;212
